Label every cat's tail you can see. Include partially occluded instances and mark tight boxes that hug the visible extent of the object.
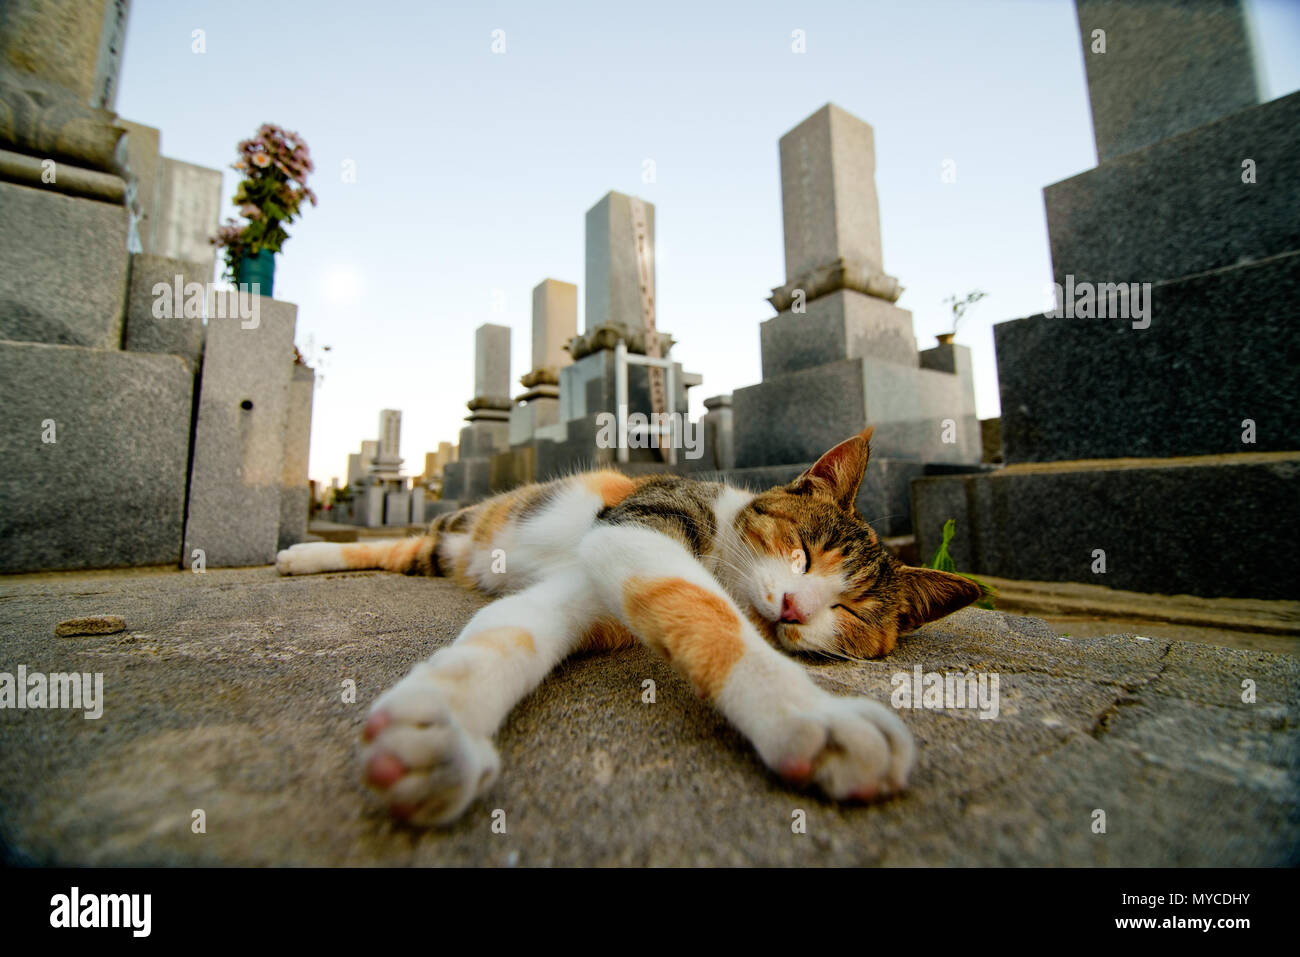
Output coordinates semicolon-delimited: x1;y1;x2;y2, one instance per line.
275;507;474;577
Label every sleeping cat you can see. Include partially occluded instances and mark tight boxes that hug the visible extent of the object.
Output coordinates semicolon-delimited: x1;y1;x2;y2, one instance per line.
276;427;982;825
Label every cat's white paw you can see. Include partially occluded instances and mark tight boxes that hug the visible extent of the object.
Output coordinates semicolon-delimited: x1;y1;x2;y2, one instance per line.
761;695;914;802
360;665;500;826
275;542;332;576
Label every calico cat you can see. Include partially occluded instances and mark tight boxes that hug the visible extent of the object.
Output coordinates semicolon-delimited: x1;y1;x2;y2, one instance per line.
277;428;982;825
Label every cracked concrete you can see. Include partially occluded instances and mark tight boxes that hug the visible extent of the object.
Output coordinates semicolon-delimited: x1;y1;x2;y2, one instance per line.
0;566;1295;866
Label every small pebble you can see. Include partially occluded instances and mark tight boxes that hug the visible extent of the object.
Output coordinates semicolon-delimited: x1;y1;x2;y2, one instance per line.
55;615;126;637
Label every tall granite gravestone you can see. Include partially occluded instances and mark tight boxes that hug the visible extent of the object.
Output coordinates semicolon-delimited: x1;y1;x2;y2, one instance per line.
710;104;981;537
442;324;512;503
912;0;1298;600
509;278;576;447
484;191;703;493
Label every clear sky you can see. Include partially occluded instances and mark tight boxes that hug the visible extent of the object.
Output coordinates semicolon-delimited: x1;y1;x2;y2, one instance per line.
116;0;1300;485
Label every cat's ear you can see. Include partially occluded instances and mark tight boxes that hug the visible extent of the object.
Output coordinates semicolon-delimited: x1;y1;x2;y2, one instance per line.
894;566;984;633
786;427;874;511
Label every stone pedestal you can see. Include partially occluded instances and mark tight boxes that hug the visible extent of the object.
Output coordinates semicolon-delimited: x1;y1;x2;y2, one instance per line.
122;253;206;369
912;5;1297;599
183;294;298;567
759;289;917;377
0;180;129;347
277;364;315;550
0;342;193;572
693;394;735;472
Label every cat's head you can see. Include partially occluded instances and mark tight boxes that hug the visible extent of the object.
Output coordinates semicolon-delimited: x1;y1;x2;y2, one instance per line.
728;428;983;659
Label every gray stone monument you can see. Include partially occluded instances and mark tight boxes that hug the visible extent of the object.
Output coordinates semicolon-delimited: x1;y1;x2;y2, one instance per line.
912;0;1297;599
1074;0;1262;163
509;278;576;446
716;104;982;537
370;409;404;480
442;324;512;503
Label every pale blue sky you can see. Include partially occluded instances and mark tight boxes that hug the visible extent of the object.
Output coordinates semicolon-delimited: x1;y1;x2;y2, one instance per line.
116;0;1300;485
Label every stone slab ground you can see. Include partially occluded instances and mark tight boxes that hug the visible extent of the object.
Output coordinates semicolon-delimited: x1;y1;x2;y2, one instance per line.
0;567;1295;866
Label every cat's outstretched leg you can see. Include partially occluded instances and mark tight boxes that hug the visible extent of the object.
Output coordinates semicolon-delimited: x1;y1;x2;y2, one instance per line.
580;524;914;802
361;568;596;825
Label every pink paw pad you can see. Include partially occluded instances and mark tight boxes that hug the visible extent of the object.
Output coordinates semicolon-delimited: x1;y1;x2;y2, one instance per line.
362;710;392;742
778;758;813;783
365;751;406;789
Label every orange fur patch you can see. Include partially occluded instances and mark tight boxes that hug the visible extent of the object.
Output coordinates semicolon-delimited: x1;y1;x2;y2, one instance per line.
576;617;639;653
622;576;745;699
464;626;535;655
584;470;639;508
380;538;423;572
340;543;383;569
471;494;515;545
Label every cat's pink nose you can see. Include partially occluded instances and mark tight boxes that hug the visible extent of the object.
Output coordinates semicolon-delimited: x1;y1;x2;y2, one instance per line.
780;593;806;623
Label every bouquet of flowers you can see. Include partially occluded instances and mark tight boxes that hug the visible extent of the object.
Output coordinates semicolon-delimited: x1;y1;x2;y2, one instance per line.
212;123;317;283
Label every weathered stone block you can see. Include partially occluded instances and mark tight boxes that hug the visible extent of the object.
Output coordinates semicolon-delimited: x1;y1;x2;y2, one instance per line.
441;458;492;504
0;180;128;347
474;323;511;400
530;278;577;375
1074;0;1260;163
0;340;192;571
584;191;654;334
734;358;980;468
995;252;1300;462
277;364;315;550
122;253;205;368
778;103;886;281
1044;91;1300;288
183;295;297;567
155;157;221;281
458;419;510;459
759;288;917;378
912;453;1300;600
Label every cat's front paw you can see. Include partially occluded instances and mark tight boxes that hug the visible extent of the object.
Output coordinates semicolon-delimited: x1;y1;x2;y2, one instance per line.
275;542;331;575
360;665;500;826
762;695;915;802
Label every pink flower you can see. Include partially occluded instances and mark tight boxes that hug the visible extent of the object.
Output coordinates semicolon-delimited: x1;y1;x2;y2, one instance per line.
251;152;272;168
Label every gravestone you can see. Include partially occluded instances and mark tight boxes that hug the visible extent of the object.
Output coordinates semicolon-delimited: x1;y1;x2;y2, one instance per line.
510;278;576;447
370;409;404;480
912;0;1298;599
442;324;512;503
718;104;982;536
496;191;702;488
